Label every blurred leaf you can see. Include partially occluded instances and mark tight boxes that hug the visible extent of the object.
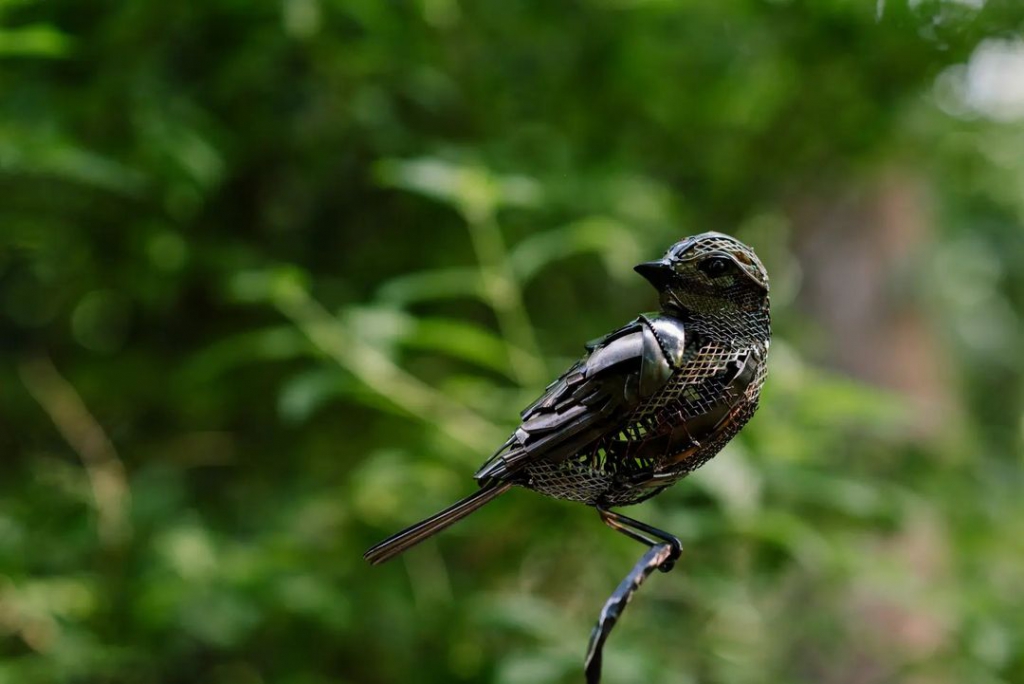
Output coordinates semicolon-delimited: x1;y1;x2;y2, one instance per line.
475;593;575;640
136;104;225;192
408;317;517;377
182;326;314;383
273;573;351;630
339;302;410;339
0;126;144;193
342;305;517;377
179;589;260;648
0;24;71;58
495;651;576;684
508;217;644;284
376;157;542;219
350;449;460;523
690;445;763;517
70;290;131;353
226;267;311;305
375;267;484;305
737;509;834;570
277;368;352;423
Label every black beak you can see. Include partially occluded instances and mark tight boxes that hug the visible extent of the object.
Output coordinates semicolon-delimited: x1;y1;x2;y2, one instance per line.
633;259;675;290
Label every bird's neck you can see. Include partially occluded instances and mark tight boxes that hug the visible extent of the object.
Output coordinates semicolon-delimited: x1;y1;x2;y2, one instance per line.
662;303;771;348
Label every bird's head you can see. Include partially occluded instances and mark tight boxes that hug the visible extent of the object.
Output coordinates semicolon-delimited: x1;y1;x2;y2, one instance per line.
634;232;770;324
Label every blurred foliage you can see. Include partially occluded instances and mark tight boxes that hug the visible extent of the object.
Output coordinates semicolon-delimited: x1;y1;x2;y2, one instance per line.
2;1;1024;683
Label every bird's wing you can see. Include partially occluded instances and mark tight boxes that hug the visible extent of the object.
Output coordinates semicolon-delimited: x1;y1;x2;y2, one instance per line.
475;314;687;483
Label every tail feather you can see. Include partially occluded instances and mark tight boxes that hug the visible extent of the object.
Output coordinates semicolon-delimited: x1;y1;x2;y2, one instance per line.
363;481;513;565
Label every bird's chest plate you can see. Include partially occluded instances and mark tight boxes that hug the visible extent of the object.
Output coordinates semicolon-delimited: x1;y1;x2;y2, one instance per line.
626;340;767;474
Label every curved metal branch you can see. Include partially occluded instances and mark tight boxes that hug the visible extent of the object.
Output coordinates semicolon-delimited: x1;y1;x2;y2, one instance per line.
585;542;677;684
585;507;682;684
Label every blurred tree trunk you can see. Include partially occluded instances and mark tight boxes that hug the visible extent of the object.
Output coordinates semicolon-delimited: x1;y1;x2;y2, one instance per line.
792;170;958;684
791;168;957;439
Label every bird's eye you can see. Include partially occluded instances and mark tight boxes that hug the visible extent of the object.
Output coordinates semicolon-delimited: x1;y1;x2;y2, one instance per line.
698;256;733;278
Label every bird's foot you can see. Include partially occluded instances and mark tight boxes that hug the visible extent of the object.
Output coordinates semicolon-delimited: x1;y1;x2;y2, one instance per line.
657;536;683;573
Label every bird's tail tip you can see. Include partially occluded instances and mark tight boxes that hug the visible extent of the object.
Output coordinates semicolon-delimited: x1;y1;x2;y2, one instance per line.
363;481;512;565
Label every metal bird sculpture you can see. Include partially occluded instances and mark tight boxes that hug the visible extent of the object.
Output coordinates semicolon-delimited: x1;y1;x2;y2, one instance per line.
364;232;771;683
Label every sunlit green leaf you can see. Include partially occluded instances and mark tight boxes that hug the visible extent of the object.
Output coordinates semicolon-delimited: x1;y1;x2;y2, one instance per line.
0;126;144;193
341;305;517;377
509;216;644;284
277;368;352;423
408;317;515;376
375;157;542;219
375;267;484;305
227;267;311;304
0;24;71;58
182;326;314;383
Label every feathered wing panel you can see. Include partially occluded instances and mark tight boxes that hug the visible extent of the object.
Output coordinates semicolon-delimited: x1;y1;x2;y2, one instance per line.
475;316;684;484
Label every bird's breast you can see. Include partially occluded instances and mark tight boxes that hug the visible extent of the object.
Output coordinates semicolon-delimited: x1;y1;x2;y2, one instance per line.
627;341;767;474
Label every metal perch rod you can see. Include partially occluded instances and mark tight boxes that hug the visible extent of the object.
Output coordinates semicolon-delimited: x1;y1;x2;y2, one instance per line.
585;508;682;684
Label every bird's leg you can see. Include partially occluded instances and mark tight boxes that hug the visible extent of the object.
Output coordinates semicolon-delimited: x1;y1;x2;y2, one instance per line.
584;507;682;684
595;507;682;570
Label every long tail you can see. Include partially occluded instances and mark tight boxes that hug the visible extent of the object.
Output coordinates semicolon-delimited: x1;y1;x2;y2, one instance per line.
363;481;513;565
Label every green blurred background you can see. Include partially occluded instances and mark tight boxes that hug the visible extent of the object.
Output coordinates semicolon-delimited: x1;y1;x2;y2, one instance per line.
3;1;1024;683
